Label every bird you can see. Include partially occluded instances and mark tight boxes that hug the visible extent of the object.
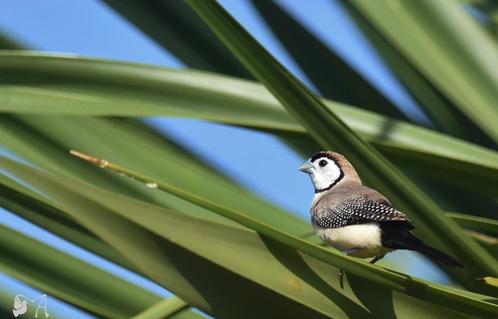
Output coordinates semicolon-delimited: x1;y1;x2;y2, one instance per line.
298;151;462;287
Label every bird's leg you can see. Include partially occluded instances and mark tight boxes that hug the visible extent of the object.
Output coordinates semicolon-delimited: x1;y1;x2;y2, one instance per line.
338;268;345;289
338;246;364;289
370;254;386;265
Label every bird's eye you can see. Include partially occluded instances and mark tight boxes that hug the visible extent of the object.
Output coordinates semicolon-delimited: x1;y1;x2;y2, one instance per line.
319;159;328;167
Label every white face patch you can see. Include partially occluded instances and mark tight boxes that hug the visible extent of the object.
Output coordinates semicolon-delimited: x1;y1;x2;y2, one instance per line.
309;157;342;191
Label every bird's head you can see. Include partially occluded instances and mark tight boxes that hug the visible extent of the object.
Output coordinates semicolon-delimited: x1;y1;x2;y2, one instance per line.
298;151;361;193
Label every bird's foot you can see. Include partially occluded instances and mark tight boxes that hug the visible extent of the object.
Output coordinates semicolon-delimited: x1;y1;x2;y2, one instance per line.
338;268;345;289
337;251;385;288
338;247;366;289
370;254;386;265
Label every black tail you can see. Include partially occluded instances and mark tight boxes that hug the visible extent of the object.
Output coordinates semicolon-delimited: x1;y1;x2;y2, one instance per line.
380;223;463;267
408;236;463;267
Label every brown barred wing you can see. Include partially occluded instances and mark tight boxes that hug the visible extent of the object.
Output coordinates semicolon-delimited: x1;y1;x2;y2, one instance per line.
312;197;412;229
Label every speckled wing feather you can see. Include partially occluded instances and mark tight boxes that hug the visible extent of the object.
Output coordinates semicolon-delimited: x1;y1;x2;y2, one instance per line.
312;196;411;229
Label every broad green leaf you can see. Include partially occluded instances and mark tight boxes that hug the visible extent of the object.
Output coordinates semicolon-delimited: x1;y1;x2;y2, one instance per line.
0;176;205;319
250;0;407;121
347;0;498;144
0;226;165;318
0;53;496;196
101;0;249;78
184;0;498;282
1;156;496;318
0;174;139;273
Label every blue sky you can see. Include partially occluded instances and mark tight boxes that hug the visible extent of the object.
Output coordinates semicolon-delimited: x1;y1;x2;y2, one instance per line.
0;1;447;317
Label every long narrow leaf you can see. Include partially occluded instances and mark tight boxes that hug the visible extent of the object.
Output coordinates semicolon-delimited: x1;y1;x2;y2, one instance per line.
342;2;480;141
447;212;498;235
0;53;496;196
347;0;498;144
101;0;249;78
10;116;306;232
131;297;191;319
0;174;139;273
250;0;407;121
0;226;165;318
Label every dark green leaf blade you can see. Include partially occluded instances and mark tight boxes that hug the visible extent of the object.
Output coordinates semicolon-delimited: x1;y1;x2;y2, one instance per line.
250;0;408;121
0;226;164;318
101;0;249;78
347;0;498;144
342;2;483;143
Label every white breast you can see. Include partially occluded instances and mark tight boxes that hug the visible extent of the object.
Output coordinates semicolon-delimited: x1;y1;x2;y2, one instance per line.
316;223;389;258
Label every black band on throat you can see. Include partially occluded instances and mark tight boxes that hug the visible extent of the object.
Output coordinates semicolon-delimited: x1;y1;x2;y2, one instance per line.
314;159;344;193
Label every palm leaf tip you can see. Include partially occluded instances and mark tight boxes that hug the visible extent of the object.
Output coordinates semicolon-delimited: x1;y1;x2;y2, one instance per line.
70;150;109;168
